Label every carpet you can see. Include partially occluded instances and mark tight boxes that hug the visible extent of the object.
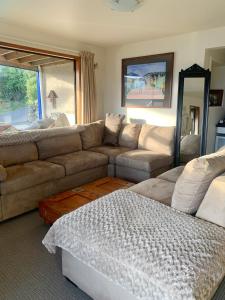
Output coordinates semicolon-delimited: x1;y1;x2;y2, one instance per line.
0;210;91;300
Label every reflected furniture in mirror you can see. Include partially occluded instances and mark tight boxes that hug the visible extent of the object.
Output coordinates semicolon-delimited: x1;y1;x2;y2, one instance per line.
175;64;211;166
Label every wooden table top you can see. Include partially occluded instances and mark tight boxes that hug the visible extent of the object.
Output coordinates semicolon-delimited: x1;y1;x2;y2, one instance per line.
39;177;134;224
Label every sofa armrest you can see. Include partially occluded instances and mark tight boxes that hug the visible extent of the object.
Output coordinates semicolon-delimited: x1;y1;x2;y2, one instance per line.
196;173;225;227
0;165;7;182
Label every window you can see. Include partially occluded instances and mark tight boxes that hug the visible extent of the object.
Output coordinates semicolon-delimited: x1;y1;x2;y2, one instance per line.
0;43;80;130
0;65;39;129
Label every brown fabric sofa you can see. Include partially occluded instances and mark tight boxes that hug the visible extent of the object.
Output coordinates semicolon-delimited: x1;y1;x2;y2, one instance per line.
115;124;175;181
0;131;108;221
129;166;184;206
0;120;175;221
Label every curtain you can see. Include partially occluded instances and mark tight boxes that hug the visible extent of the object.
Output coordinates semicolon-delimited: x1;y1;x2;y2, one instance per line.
79;51;96;124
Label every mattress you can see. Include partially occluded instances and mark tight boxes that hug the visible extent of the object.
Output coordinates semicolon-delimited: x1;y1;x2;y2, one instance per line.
43;189;225;300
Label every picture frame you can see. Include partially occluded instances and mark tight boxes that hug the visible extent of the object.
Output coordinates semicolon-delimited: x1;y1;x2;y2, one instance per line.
209;89;224;107
121;52;174;108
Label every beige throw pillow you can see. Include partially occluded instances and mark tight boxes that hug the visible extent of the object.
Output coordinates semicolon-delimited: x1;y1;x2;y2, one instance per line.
196;173;225;227
80;120;104;150
103;113;125;145
119;123;141;149
171;151;225;214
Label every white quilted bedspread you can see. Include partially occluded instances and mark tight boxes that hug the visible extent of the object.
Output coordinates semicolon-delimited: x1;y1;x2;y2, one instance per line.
43;190;225;300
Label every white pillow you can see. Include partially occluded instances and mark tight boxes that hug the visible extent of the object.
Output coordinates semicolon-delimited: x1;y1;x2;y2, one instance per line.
171;151;225;214
196;173;225;227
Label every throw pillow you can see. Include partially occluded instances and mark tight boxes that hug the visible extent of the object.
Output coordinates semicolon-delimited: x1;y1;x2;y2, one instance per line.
118;123;142;149
80;120;104;150
103;113;125;145
50;113;70;127
196;173;225;227
171;151;225;214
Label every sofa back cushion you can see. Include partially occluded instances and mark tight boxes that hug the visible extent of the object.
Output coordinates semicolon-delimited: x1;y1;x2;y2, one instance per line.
37;133;82;160
103;113;125;145
138;124;175;156
80;120;104;150
119;123;142;149
0;143;38;167
171;150;225;214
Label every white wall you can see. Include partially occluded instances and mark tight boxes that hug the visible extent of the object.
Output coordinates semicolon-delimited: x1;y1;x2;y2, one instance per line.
103;26;225;126
207;66;225;153
0;22;106;120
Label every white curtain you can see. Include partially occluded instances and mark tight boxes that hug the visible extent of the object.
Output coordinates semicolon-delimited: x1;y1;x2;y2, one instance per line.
80;51;96;124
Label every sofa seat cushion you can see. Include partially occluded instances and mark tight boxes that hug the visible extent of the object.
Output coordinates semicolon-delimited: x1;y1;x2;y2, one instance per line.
116;150;173;172
47;151;108;176
0;161;65;195
0;165;7;182
89;146;130;164
129;178;175;206
157;166;184;183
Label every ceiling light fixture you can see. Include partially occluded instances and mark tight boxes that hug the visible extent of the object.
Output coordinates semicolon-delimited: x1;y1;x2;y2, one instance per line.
108;0;144;12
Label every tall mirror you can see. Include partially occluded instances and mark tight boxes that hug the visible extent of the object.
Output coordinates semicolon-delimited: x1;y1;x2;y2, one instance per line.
175;64;211;166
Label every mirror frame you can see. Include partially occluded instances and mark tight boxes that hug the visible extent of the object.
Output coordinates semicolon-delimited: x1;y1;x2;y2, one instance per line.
175;64;211;166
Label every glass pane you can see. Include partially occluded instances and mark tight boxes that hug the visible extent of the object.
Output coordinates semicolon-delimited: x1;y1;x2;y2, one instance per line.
41;61;75;125
180;78;205;163
0;65;38;130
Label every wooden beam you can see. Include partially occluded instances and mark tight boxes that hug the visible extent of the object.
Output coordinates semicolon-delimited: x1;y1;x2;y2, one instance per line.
39;59;68;67
0;48;13;55
30;57;65;66
0;41;79;60
18;54;47;63
0;56;38;71
4;50;33;61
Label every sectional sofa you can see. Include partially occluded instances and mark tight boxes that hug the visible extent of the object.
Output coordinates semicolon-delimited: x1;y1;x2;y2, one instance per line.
0;120;175;221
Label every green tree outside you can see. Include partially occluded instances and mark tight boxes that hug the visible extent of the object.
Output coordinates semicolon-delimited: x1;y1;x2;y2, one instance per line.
0;65;38;114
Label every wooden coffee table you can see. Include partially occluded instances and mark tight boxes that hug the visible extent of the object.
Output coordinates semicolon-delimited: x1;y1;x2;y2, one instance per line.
39;177;134;224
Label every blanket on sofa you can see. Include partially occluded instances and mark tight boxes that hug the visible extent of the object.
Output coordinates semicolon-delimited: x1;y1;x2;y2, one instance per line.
0;126;85;146
43;190;225;300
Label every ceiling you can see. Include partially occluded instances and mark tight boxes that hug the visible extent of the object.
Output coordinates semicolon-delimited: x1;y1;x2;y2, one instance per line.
0;47;68;71
0;0;225;47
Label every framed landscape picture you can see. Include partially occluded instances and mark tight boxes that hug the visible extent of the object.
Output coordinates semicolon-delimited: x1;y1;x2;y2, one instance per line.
121;53;174;108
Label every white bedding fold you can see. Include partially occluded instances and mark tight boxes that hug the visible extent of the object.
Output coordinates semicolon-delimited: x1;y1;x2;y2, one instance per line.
43;190;225;300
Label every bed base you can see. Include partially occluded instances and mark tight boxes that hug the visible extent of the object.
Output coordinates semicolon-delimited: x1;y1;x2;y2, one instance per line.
62;250;137;300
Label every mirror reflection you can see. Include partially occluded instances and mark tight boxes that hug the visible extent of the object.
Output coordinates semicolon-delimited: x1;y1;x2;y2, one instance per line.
180;78;205;164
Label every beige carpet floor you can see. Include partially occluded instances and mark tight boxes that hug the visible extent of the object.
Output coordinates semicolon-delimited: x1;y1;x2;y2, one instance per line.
0;210;91;300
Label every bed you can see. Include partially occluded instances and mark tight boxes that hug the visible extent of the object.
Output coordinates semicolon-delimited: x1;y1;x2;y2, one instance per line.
43;190;225;300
